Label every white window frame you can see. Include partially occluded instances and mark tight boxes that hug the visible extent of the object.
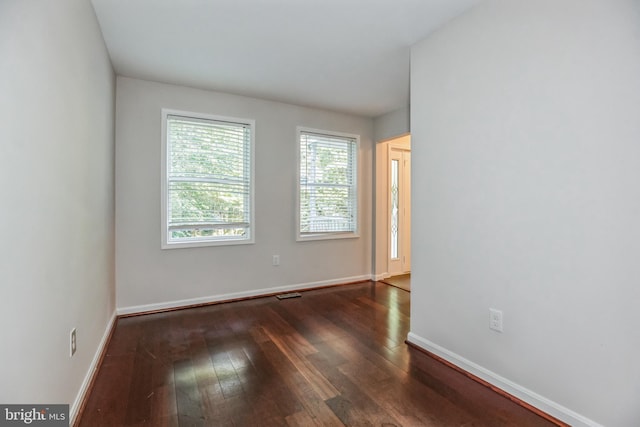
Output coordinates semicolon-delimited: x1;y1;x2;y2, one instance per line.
161;109;255;249
296;126;359;242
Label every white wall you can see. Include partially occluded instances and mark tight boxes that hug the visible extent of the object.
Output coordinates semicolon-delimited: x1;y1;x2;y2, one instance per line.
373;106;410;143
0;0;116;420
409;1;640;426
115;77;373;312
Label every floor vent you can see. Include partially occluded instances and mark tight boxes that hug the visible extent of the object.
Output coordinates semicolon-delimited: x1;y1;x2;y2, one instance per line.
276;292;302;300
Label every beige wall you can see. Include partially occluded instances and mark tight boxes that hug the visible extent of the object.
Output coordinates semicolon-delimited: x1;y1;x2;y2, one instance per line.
115;77;374;313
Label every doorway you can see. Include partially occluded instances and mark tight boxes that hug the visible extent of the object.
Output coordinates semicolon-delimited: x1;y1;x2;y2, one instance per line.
375;134;411;288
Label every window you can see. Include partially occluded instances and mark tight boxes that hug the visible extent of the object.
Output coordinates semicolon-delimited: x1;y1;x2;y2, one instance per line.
161;109;254;248
297;127;359;241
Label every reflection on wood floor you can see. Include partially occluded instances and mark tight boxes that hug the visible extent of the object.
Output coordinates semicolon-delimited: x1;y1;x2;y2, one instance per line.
381;274;411;292
78;282;558;426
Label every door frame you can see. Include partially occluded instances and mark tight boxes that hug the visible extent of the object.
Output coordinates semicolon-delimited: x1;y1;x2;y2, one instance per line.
374;134;411;280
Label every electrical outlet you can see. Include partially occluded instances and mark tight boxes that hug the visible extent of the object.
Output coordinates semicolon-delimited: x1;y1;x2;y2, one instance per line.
272;255;280;266
489;309;503;333
70;328;77;357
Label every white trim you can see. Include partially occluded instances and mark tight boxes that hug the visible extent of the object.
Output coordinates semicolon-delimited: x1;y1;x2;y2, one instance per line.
296;126;360;242
161;108;256;249
70;311;117;425
297;232;360;242
373;272;391;281
117;275;373;316
406;332;605;427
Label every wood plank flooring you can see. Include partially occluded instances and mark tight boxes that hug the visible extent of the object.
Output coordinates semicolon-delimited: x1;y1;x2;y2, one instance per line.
78;282;559;426
381;274;411;292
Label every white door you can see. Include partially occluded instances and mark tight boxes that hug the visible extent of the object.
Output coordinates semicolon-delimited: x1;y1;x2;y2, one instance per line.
388;148;411;275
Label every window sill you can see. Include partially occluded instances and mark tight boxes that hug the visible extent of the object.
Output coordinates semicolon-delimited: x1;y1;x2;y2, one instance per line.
162;237;255;249
296;232;359;242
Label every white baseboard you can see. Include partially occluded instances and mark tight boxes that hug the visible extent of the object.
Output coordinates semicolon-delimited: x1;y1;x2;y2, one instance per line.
70;311;117;425
117;275;373;316
372;272;391;281
406;332;603;427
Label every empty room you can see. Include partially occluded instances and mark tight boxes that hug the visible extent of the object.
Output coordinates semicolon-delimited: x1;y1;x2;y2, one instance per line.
1;0;639;426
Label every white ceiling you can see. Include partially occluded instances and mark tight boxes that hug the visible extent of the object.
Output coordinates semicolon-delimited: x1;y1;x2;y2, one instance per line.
91;0;478;118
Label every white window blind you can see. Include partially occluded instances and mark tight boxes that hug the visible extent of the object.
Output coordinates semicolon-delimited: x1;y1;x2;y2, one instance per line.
298;129;358;239
163;111;253;248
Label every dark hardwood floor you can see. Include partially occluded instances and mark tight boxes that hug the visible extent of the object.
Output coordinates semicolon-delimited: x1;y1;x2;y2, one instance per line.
78;282;559;426
380;274;411;292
